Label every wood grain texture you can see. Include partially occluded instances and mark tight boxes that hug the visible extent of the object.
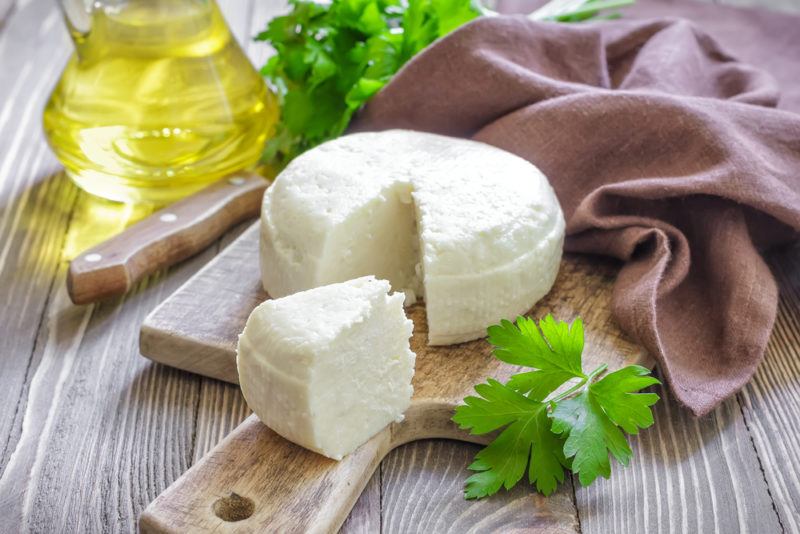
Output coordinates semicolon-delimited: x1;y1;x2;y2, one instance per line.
0;0;73;481
139;223;647;532
737;243;800;533
0;0;13;25
140;415;395;534
67;172;267;305
381;440;579;533
0;0;798;533
0;193;219;532
140;224;265;383
341;470;382;534
575;376;783;533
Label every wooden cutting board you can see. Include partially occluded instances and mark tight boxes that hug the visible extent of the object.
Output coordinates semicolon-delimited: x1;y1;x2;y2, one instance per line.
138;222;650;533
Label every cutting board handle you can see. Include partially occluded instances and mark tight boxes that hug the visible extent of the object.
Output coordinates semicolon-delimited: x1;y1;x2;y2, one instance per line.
67;172;268;305
139;414;391;534
139;405;483;533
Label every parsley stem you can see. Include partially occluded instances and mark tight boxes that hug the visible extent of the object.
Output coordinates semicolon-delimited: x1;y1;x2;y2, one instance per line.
529;0;634;21
550;380;587;403
549;363;609;403
586;362;608;382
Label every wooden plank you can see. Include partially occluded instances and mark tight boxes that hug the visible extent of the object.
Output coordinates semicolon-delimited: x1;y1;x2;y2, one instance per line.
152;369;380;533
191;379;250;464
341;474;382;534
0;192;221;532
0;0;13;25
381;440;578;533
139;225;264;383
0;0;75;479
737;243;800;532
575;376;783;533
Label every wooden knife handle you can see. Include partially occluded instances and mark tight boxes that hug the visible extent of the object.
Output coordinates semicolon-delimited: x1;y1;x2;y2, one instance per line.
139;415;390;534
67;172;268;305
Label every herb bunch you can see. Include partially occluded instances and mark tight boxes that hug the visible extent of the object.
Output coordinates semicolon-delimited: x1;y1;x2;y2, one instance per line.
256;0;634;167
452;315;659;498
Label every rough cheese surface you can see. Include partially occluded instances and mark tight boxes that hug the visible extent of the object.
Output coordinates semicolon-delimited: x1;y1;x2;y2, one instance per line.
236;276;415;460
260;130;565;345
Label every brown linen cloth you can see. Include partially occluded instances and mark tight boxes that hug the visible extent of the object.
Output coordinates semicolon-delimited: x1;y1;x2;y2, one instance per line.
352;0;800;416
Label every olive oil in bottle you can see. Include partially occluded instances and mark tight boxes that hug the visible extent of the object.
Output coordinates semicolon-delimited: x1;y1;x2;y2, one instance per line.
44;0;278;204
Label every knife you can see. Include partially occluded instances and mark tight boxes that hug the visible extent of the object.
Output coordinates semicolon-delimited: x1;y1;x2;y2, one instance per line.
67;171;269;305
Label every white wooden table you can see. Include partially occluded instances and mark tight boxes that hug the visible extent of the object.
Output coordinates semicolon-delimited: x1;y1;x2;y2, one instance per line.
0;0;798;532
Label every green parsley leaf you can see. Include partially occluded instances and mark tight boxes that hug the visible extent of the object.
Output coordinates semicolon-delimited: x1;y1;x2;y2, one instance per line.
592;365;661;434
548;366;660;487
304;44;338;88
430;0;482;34
256;0;481;167
454;378;540;434
453;379;569;497
487;315;584;400
345;77;388;109
282;89;314;135
400;0;439;59
550;389;632;486
453;316;660;498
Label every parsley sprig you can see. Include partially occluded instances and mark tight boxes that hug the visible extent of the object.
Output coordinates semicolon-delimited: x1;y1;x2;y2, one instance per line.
452;315;659;498
256;0;635;167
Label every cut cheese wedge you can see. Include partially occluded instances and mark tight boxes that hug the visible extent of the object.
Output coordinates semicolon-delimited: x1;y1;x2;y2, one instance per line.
260;130;565;345
236;276;415;460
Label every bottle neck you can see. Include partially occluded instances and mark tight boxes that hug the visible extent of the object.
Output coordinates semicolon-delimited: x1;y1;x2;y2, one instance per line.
59;0;92;40
59;0;224;52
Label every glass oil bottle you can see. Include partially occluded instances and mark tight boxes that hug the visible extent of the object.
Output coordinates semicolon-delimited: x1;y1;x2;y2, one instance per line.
44;0;278;204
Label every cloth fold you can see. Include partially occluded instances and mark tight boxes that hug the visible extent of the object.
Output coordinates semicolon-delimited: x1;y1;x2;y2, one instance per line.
352;2;800;416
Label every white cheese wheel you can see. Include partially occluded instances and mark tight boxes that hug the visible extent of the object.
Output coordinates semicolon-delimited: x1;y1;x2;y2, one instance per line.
236;276;415;460
261;130;565;345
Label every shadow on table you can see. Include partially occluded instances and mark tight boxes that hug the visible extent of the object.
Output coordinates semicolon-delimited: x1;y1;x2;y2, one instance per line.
1;170;156;269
